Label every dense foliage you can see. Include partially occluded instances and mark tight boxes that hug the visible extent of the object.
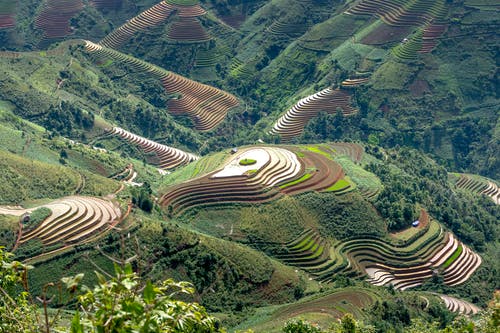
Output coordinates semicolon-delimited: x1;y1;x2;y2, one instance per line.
0;247;224;333
367;147;499;250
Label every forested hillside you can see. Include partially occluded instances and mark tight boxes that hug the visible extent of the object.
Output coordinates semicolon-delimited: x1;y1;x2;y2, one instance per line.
0;0;498;332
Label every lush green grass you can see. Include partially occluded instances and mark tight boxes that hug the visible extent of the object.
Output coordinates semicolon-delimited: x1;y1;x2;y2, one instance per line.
181;196;319;244
324;178;351;192
304;145;333;159
203;235;275;283
300;14;370;51
442;245;463;270
239;158;257;166
289;234;314;251
0;150;80;204
279;173;312;189
338;43;377;71
298;192;386;239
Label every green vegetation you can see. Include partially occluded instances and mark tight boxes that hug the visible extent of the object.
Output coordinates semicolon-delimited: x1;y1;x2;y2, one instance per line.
0;214;17;250
335;156;381;193
26;207;51;226
159;151;229;189
280;173;312;189
298;192;386;239
0;0;498;331
239;158;257;166
323;178;351;192
0;248;224;333
442;245;463;270
0;150;80;204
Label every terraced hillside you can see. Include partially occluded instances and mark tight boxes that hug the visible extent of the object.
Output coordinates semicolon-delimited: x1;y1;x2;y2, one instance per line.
272;210;482;290
0;0;497;329
111;164;141;186
90;0;122;11
98;0;211;48
274;229;336;279
98;1;176;49
360;225;480;289
0;0;17;29
35;0;84;39
345;0;447;28
0;196;121;252
165;2;210;43
236;289;378;332
107;127;198;169
419;23;448;53
270;88;357;142
83;41;239;131
159;144;359;215
378;0;448;62
438;294;481;316
451;173;500;205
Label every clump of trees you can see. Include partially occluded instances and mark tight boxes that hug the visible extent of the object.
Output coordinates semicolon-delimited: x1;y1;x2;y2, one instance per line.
130;182;153;212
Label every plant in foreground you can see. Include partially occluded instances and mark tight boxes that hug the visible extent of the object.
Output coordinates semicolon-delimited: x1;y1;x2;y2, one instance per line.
70;263;223;333
0;246;223;333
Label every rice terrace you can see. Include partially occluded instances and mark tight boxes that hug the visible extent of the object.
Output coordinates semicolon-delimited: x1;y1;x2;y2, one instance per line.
0;0;498;332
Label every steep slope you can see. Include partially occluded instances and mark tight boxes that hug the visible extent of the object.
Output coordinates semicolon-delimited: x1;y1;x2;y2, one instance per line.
84;41;239;131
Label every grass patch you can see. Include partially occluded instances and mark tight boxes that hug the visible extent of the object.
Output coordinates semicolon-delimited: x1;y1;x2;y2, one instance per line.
0;149;120;204
239;196;318;243
203;236;274;284
442;245;463;269
279;173;312;189
304;145;333;159
324;178;351;192
300;14;369;51
290;234;314;251
239;158;257;166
